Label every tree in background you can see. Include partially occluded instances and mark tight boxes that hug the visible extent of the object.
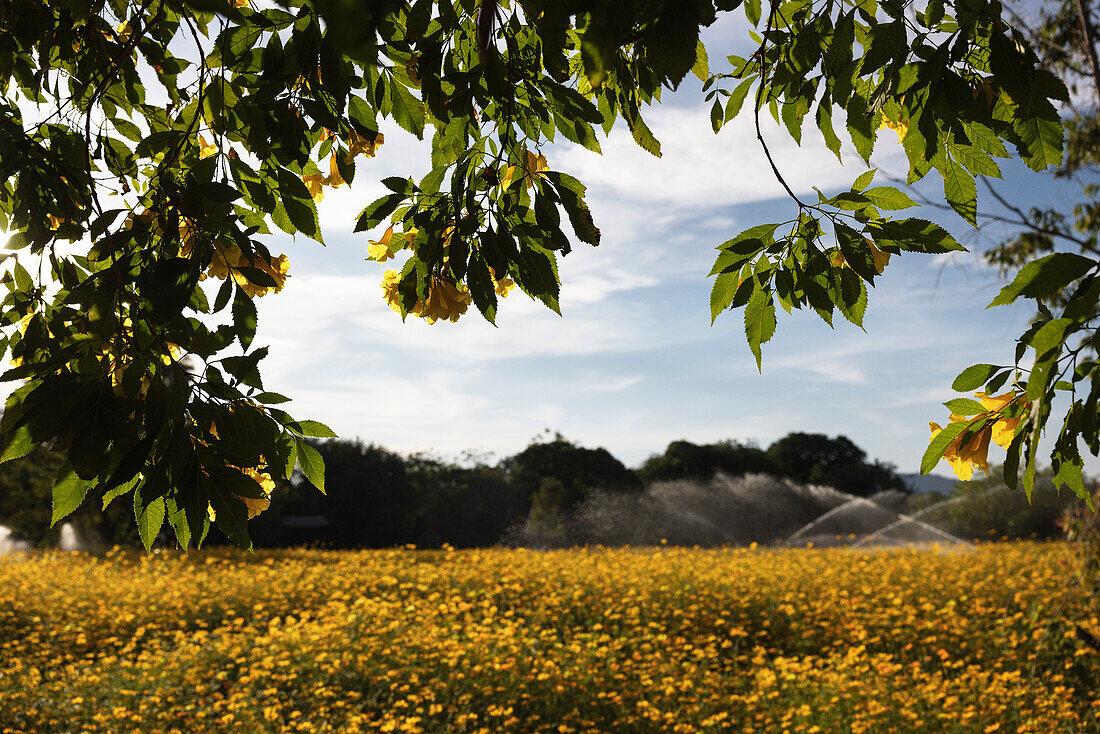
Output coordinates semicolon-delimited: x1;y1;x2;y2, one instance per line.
636;439;774;483
765;432;905;497
503;433;641;524
0;0;1084;546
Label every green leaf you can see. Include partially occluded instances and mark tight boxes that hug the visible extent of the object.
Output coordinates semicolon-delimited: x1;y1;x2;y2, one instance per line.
289;419;338;438
943;398;986;415
951;363;999;392
210;487;252;550
164;495;191;550
725;78;755;122
921;419;969;475
295;438;326;494
849;169;875;192
388;80;426;139
989;253;1097;308
744;284;776;371
710;271;740;323
816;102;842;161
0;424;34;464
942;157;977;225
1013;113;1064;172
862;186;915;210
233;287;258;350
1030;318;1073;358
50;462;93;527
134;493;166;551
691;39;709;81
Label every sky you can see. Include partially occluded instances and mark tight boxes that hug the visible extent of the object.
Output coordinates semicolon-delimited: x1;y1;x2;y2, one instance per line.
237;15;1091;476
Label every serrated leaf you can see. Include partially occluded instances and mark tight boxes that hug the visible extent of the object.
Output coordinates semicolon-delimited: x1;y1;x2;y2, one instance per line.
710;271;740;323
388;80;426;139
849;169;875;192
135;493;165;551
0;424;34;464
943;398;986;415
232;287;258;350
725;78;754;122
51;462;93;527
942;158;977;225
816;102;842;161
296;438;326;494
289;419;338;438
921;419;969;474
988;253;1097;308
744;285;776;371
862;186;915;210
951;363;999;391
210;487;252;550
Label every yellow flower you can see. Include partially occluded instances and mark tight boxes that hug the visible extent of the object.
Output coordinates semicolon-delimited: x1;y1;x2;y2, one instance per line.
381;269;405;313
929;417;991;481
47;215;64;230
235;253;290;298
207;242;242;280
347;131;383;159
302;172;326;202
977;390;1029;449
419;276;471;324
198;134;218;159
489;267;515;297
368;226;396;262
238;466;275;519
326;153;345;188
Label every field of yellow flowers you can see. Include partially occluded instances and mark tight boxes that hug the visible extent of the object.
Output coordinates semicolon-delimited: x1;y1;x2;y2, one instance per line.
1;542;1098;733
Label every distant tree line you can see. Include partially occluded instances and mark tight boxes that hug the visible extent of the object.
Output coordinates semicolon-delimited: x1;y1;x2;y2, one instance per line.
0;431;906;548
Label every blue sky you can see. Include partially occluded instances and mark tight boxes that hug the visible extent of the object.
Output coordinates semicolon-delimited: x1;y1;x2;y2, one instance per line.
246;14;1088;476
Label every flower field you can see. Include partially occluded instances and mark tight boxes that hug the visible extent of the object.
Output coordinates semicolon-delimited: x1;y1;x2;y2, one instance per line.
1;543;1098;733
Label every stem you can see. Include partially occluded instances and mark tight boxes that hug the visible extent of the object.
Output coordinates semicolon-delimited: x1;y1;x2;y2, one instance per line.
1074;0;1100;111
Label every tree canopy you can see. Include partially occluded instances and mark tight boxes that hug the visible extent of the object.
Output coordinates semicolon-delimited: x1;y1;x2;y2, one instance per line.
0;0;1087;548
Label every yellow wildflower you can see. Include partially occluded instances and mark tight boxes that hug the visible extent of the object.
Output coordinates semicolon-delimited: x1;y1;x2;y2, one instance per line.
367;226;397;262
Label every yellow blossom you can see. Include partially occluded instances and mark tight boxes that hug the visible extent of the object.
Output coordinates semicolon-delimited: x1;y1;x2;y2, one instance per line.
419;276;472;324
234;253;290;298
977;390;1030;449
302;172;326;202
381;269;405;314
489;267;515;297
347;131;384;159
368;226;397;262
929;415;991;481
327;153;346;188
198;134;218;159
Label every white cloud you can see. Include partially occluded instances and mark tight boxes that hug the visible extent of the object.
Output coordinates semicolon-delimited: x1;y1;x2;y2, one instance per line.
554;103;908;209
